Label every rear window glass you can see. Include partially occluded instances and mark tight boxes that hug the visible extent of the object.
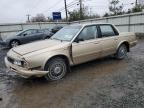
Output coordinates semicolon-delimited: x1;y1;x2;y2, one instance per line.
100;25;115;37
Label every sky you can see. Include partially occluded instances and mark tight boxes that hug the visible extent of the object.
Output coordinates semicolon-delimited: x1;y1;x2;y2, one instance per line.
0;0;136;24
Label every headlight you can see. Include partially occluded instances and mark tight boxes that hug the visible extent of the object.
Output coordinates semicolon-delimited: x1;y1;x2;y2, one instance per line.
13;60;22;66
13;60;28;68
7;56;29;68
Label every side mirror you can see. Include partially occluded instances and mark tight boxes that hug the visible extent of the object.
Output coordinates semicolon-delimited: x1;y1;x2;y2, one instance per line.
74;38;84;43
23;33;27;36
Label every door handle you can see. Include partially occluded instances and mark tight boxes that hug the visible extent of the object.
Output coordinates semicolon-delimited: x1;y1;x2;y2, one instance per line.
115;38;118;40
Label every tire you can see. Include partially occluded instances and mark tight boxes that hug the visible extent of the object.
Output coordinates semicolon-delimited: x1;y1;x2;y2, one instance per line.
115;44;127;60
45;36;50;39
44;57;67;81
10;40;20;48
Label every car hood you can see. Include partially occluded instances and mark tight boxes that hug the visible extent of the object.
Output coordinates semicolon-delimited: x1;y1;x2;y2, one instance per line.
12;39;70;56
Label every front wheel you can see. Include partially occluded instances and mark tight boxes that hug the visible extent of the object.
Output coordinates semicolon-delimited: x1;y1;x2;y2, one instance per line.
115;44;127;59
10;40;20;48
44;57;67;81
44;36;50;39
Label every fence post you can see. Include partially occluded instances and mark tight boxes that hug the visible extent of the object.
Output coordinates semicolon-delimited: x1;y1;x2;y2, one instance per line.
106;18;108;23
91;20;92;23
21;24;23;31
38;23;42;29
128;15;131;32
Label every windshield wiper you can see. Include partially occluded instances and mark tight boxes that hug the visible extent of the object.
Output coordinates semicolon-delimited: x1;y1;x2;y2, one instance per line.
51;38;63;42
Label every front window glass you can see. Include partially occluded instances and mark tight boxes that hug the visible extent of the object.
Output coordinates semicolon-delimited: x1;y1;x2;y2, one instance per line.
51;25;82;41
20;30;37;36
78;26;97;41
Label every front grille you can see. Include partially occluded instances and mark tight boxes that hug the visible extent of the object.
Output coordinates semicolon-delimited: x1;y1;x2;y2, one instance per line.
7;57;14;64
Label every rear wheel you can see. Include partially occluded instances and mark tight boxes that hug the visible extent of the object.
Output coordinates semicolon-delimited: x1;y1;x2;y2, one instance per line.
10;40;20;48
44;57;67;81
115;44;127;59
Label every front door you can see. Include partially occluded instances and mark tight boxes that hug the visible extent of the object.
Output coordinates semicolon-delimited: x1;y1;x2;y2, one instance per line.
72;25;102;64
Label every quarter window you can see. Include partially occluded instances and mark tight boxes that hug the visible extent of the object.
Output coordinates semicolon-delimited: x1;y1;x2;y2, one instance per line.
78;26;97;41
100;25;115;37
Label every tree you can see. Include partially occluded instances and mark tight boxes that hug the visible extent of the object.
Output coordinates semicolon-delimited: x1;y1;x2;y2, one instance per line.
109;0;123;15
132;4;144;13
124;3;144;14
31;14;47;22
68;7;100;21
69;10;81;21
103;12;110;17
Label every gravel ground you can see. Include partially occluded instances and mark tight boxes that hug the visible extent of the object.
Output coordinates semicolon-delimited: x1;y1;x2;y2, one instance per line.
0;40;144;108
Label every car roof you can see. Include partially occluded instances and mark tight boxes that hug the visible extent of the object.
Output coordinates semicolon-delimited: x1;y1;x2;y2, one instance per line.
70;23;113;27
22;29;39;31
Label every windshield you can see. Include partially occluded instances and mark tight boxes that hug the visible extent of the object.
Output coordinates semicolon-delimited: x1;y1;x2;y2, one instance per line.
17;30;31;36
17;30;25;36
51;25;82;41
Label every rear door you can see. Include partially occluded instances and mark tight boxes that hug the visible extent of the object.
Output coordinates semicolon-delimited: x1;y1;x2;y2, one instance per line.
28;29;43;41
98;24;119;57
72;25;102;64
34;29;45;40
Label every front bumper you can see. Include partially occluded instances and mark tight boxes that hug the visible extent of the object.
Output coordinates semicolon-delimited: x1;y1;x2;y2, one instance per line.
5;57;49;78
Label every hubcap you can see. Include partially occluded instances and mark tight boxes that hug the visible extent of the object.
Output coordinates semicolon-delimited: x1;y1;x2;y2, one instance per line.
119;46;127;58
50;63;65;77
45;59;67;80
11;41;19;47
54;66;62;74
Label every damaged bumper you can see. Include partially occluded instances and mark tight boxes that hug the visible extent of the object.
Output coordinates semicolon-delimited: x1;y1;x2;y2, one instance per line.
5;57;49;78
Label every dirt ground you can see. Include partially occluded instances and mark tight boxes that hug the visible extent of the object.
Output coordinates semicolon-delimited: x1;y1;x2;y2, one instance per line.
0;40;144;108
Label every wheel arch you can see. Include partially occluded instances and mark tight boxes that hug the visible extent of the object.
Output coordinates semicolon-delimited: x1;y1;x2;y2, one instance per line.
43;54;70;70
117;41;130;52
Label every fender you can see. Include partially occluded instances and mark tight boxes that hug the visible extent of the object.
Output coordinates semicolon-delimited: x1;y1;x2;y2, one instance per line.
116;40;130;51
42;50;73;69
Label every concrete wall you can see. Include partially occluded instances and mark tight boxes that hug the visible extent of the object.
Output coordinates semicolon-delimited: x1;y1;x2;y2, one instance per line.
0;22;68;39
71;12;144;33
